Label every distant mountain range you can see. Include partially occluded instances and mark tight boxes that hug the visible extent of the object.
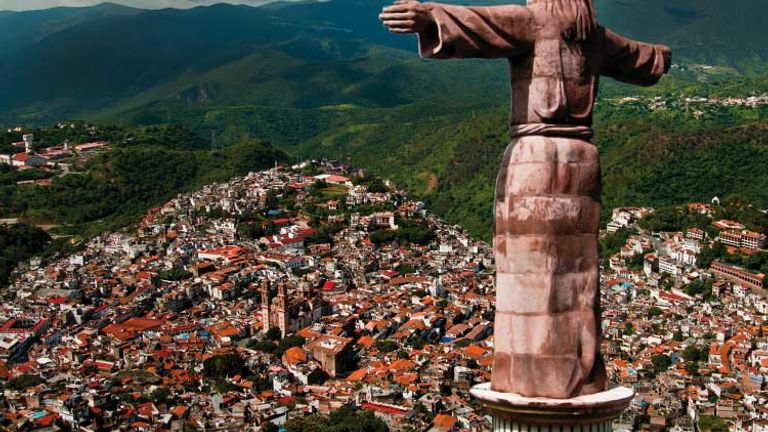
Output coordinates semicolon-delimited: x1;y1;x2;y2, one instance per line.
0;0;284;12
1;0;767;124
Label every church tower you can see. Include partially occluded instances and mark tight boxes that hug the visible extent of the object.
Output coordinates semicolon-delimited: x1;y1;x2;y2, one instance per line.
276;281;288;337
260;280;271;331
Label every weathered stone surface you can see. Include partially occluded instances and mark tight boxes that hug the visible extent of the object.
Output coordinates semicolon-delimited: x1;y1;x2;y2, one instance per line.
501;136;598;164
495;271;598;314
490;134;605;397
494;196;601;235
493;310;595;355
496;161;600;199
494;233;598;274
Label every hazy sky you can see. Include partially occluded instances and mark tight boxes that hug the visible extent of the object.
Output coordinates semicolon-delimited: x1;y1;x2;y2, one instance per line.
0;0;277;11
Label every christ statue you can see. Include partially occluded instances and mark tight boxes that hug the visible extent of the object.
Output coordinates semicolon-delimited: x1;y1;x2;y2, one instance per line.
380;0;670;398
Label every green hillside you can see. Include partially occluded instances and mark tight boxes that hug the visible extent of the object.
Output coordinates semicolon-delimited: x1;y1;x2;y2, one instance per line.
296;85;768;240
0;125;287;236
594;0;768;74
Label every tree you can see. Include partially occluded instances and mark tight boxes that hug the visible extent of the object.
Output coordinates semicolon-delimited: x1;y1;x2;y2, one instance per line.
167;296;192;313
651;354;672;374
158;266;192;281
397;263;416;275
275;335;306;357
369;229;397;245
375;340;399;353
6;374;44;391
685;361;699;376
284;406;389;432
331;408;389;432
265;189;279;208
0;223;51;287
682;345;702;362
661;277;676;291
627;252;645;270
266;327;282;341
285;415;326;432
237;222;265;240
454;339;471;348
366;178;390;193
673;330;684;341
599;229;633;259
746;252;768;271
406;334;427;350
683;279;713;298
248;339;277;354
698;415;728;432
203;353;248;381
264;220;278;236
151;387;171;404
623;322;634;336
637;206;704;233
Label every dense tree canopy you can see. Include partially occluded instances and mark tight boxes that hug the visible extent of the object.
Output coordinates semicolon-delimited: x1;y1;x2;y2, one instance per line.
0;125;287;239
6;374;44;391
285;406;389;432
203;353;248;380
0;223;50;287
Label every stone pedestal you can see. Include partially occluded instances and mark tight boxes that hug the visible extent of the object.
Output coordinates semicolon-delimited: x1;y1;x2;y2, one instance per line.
470;384;634;432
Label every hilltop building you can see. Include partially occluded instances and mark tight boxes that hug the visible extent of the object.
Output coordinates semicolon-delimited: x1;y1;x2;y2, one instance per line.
719;230;766;250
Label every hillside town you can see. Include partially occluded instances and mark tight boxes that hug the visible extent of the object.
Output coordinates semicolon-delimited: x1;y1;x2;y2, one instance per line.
0;129;109;187
608;92;768;118
1;161;767;431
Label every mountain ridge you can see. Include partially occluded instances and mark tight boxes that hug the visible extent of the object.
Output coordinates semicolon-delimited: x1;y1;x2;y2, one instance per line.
1;0;767;124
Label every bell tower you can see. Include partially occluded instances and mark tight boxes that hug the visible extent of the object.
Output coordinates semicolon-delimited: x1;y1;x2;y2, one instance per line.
276;281;288;337
260;280;271;331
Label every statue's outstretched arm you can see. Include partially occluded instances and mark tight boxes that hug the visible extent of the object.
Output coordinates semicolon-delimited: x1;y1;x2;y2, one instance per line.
381;1;534;59
600;27;672;87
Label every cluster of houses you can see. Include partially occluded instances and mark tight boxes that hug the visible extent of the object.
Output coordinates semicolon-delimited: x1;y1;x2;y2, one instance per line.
611;92;768;117
1;161;495;431
0;132;108;186
1;161;767;431
601;204;768;431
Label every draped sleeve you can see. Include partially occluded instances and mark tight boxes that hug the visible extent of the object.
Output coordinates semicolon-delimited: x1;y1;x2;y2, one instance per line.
600;27;671;86
417;2;534;59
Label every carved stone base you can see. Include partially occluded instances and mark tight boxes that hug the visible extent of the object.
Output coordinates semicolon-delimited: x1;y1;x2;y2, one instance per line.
470;383;634;431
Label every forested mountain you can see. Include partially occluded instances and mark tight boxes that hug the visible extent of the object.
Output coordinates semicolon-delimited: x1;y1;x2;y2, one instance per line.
1;0;767;123
0;0;509;123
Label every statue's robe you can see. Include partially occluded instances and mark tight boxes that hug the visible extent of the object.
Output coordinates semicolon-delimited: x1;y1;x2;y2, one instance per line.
416;2;670;398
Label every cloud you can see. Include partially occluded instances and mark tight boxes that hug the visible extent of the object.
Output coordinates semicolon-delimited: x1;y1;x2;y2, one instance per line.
0;0;277;12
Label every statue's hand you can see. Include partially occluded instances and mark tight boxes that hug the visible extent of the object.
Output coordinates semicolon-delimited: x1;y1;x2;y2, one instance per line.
379;1;435;34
